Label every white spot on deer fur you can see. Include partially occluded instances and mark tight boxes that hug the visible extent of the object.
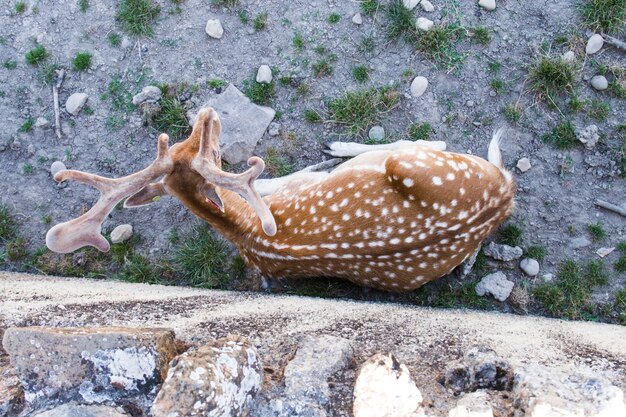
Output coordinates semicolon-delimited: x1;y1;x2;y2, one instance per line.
446;173;455;181
355;242;365;248
285;218;292;226
310;206;316;214
339;198;349;207
405;237;414;243
451;199;458;207
458;161;468;170
331;204;339;212
390;238;401;244
398;217;405;224
419;262;428;269
419;233;427;240
342;214;351;221
326;191;334;199
435;160;444;167
382;208;389;216
341;243;350;249
355;191;362;198
464;171;471;179
347;182;355;188
403;178;414;187
458;210;468;220
400;161;413;169
432;176;442;185
460;188;466;196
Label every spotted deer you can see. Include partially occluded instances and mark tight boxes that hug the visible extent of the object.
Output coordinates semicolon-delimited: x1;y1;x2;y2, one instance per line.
46;107;515;292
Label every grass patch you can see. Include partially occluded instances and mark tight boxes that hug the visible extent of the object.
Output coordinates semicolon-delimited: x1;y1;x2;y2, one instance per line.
18;117;34;133
150;84;191;141
313;59;334;77
25;44;48;66
359;36;376;53
579;0;626;33
412;24;465;70
15;2;26;13
304;109;322;123
542;121;578;150
615;241;626;273
172;224;229;287
207;78;227;89
22;163;34;175
413;280;492;310
116;0;161;37
352;65;369;83
525;245;547;262
615;286;626;324
504;103;522;123
408;122;432;141
72;51;92;71
490;78;505;94
0;206;19;243
528;57;576;108
37;62;59;85
498;224;523;247
361;0;379;16
293;32;304;49
264;147;294;177
79;0;89;12
471;26;490;45
326;86;399;137
253;12;268;30
386;0;415;40
569;94;586;112
587;222;606;241
3;60;17;70
243;79;275;105
106;75;133;111
586;100;610;121
212;0;238;6
328;12;341;24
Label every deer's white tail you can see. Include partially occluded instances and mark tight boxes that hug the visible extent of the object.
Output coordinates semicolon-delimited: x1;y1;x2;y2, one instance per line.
488;128;513;183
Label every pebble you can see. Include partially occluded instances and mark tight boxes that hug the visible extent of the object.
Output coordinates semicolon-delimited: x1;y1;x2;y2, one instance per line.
596;247;614;258
402;0;420;10
590;75;608;91
516;158;531;173
478;0;496;11
352;13;363;25
205;19;224;39
50;161;66;177
410;76;428;97
268;122;280;137
416;17;434;31
585;34;604;55
369;126;385;141
110;224;133;244
132;86;162;106
520;258;539;277
256;65;272;84
576;125;599;149
421;0;434;12
121;37;132;49
35;117;50;128
65;93;88;116
562;50;576;63
541;273;554;283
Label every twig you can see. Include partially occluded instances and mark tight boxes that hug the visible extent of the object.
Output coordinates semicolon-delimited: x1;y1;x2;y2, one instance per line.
52;69;65;140
603;34;626;52
595;199;626;217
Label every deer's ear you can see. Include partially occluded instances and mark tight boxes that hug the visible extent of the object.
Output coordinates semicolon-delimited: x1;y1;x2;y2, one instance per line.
199;184;224;212
124;182;168;208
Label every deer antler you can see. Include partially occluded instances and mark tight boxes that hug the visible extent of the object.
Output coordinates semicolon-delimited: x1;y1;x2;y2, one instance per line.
46;134;174;253
191;109;277;236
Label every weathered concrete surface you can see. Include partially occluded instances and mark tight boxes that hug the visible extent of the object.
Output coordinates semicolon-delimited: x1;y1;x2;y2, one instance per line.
1;272;625;416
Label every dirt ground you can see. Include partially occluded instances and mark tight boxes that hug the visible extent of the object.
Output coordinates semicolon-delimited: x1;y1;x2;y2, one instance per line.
0;1;625;317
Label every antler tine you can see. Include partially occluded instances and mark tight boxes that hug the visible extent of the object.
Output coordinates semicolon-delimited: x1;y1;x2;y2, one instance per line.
46;135;174;253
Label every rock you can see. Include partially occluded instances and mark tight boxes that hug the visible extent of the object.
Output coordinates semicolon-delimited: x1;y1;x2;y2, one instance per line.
205;19;224;39
457;248;480;279
416;17;434;31
368;126;385;141
596;247;614;258
520;258;539;277
256;64;273;84
0;362;23;417
448;391;493;417
132;86;161;106
352;13;363;25
483;241;523;261
33;403;130;417
353;353;423;417
478;0;496;11
590;75;608;91
444;347;513;395
110;224;133;244
586;34;604;55
268;122;280;136
541;273;554;282
35;117;50;128
50;161;66;176
403;0;420;10
576;124;600;149
192;84;275;164
571;236;591;249
410;76;429;97
152;336;261;417
65;93;88;116
514;364;626;417
2;327;177;413
562;50;576;63
475;271;514;302
516;157;531;172
421;0;435;12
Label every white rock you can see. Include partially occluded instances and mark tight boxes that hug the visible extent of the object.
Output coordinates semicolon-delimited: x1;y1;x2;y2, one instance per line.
478;0;496;11
268;122;280;137
256;65;272;84
596;247;614;258
205;19;224;39
541;273;554;282
50;161;66;177
585;34;604;55
368;126;385;141
475;271;514;302
352;13;363;25
449;391;494;417
416;17;434;31
421;0;434;12
402;0;420;10
65;93;88;116
110;224;133;244
516;158;531;173
35;117;50;128
132;86;161;106
410;76;428;97
576;124;599;149
520;258;540;277
590;75;608;91
353;353;423;417
562;50;576;63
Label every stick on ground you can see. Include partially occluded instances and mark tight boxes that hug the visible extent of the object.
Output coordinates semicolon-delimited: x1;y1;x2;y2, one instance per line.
595;199;626;217
53;69;65;140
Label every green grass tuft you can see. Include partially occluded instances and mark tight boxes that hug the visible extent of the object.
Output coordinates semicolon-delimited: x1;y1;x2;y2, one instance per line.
18;117;34;133
490;78;505;94
408;122;432;141
243;79;275;105
293;32;304;49
254;12;268;30
361;0;379;16
412;25;465;70
542;121;578;150
3;60;17;70
529;57;576;107
264;147;294;177
107;75;133;111
587;222;606;241
150;85;191;141
533;259;587;319
579;0;626;33
587;100;610;121
25;44;48;66
0;206;19;243
304;109;322;123
313;59;334;77
328;12;341;24
172;224;229;287
498;224;523;247
504;103;522;123
352;65;369;83
72;51;92;71
15;2;26;13
212;0;238;6
525;245;547;262
471;26;491;45
79;0;89;12
108;33;122;47
386;0;415;40
116;0;161;37
207;78;227;89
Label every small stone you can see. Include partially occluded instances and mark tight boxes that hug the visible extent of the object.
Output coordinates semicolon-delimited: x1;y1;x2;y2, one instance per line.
449;391;494;417
596;247;614;258
65;92;88;116
590;75;608;91
586;33;604;55
403;0;420;10
352;13;363;25
541;273;554;282
416;17;434;31
421;0;435;12
10;139;21;151
478;0;496;11
35;117;49;128
268;122;280;137
520;258;539;277
483;241;523;261
516;157;531;172
410;76;428;97
570;237;591;249
205;19;224;39
368;126;385;141
475;271;514;302
256;64;273;84
353;353;423;417
576;124;600;149
444;347;513;394
50;161;66;177
132;86;162;106
562;50;576;63
110;224;133;244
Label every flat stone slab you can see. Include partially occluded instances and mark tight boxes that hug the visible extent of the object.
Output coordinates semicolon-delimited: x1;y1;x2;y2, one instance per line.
2;326;176;413
191;84;275;164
